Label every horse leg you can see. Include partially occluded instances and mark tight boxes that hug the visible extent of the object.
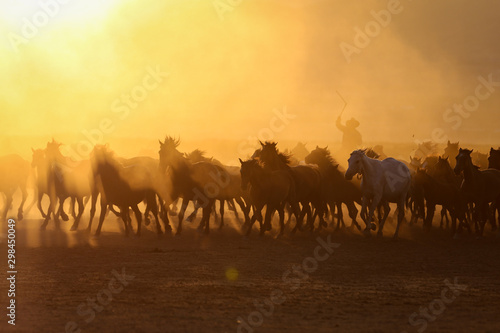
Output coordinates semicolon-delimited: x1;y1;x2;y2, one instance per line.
148;193;162;235
186;201;200;222
36;192;47;218
202;200;214;234
70;197;85;231
176;198;189;235
87;191;99;233
278;202;285;236
393;199;405;239
346;201;361;231
17;185;28;221
95;197;108;236
59;197;69;221
364;196;381;235
424;203;435;231
229;198;241;221
261;205;274;236
69;197;76;220
235;197;249;226
377;201;391;237
120;206;131;237
219;199;225;229
132;205;143;236
2;193;13;221
246;206;259;236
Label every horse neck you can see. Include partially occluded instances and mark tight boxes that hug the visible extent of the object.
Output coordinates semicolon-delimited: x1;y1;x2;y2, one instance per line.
249;166;269;190
360;155;376;179
462;158;478;183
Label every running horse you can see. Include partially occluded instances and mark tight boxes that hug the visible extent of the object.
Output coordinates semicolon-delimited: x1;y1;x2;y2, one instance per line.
158;136;227;234
345;149;411;238
455;148;500;237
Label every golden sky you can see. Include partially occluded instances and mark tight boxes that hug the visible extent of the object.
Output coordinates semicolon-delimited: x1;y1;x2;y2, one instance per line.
1;0;499;158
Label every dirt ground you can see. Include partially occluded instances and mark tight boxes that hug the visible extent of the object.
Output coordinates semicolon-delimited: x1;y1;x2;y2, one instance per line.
1;202;500;333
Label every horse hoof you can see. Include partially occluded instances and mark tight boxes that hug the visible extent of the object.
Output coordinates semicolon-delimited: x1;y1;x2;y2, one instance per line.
70;225;78;231
61;215;69;222
175;230;182;236
363;228;371;237
370;223;377;231
17;213;23;221
377;232;383;238
144;219;151;227
40;225;47;231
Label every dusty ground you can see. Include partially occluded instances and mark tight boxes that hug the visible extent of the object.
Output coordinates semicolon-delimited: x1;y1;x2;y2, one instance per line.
1;203;500;333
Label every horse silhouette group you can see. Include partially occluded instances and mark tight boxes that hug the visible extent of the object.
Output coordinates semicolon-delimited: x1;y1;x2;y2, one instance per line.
1;138;500;239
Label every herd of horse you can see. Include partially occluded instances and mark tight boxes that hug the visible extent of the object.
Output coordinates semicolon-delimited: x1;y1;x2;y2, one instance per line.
1;138;500;239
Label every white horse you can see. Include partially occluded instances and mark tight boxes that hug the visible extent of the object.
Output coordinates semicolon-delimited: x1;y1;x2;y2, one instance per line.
345;150;411;238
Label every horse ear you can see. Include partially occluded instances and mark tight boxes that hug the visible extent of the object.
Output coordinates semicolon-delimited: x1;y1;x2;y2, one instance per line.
259;140;264;147
31;147;35;153
325;145;328;150
158;139;163;146
316;145;319;149
239;158;243;164
445;156;449;161
333;164;339;169
447;140;450;144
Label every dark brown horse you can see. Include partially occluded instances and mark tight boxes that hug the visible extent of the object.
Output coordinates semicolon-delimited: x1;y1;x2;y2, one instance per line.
0;154;29;221
90;145;162;236
239;158;298;236
258;141;325;232
304;146;362;231
158;136;226;234
455;148;500;236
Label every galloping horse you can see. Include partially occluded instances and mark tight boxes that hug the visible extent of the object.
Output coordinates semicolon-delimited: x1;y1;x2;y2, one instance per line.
345;150;411;238
305;146;362;231
239;158;297;236
455;148;500;236
258;141;324;231
90;145;162;236
42;140;94;230
0;154;30;220
158;136;226;234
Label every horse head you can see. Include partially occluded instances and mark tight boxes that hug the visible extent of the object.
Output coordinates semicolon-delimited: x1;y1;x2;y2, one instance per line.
454;148;473;175
345;150;365;180
239;158;258;191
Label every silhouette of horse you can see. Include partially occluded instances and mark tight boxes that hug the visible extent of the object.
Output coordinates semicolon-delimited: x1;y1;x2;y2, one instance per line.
488;147;500;170
42;140;94;230
158;136;226;234
258;141;325;231
184;149;250;228
413;167;468;236
239;158;298;236
90;145;162;236
345;149;411;238
455;148;500;236
0;154;29;220
115;155;172;232
444;141;460;168
305;146;362;231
